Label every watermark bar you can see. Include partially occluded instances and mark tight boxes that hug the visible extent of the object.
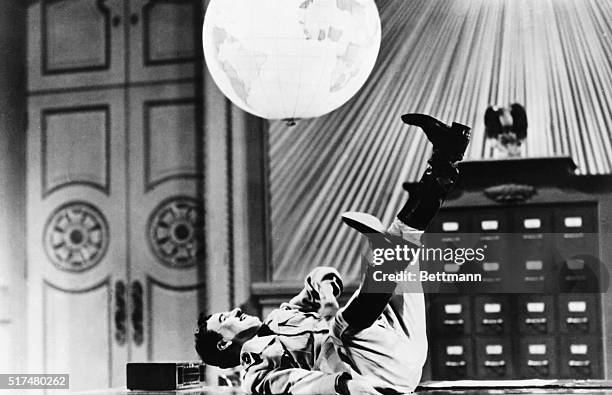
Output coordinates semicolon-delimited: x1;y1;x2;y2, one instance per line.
358;232;609;294
0;374;69;389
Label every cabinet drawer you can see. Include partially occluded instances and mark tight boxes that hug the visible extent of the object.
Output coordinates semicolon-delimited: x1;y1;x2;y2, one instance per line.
513;208;554;233
472;211;511;291
427;211;472;234
518;336;557;378
558;294;600;334
430;296;471;336
554;206;599;292
511;209;555;292
514;237;555;292
557;254;602;293
559;335;603;379
424;212;477;293
517;295;555;334
554;206;597;233
553;207;597;255
432;339;473;380
475;337;514;379
474;295;511;335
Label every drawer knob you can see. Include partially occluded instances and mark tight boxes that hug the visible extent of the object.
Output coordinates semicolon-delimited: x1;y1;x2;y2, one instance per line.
527;360;549;367
525;317;548;333
526;317;547;324
569;360;591;367
482;318;504;325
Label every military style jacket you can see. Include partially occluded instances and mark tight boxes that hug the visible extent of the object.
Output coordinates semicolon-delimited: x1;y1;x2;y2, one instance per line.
240;267;350;395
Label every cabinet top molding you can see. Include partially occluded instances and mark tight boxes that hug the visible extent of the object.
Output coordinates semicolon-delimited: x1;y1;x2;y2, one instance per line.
404;156;612;202
457;156;577;184
405;156;580;191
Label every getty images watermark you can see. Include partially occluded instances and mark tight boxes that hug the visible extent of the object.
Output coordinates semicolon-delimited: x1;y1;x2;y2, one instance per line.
362;232;609;294
371;243;486;283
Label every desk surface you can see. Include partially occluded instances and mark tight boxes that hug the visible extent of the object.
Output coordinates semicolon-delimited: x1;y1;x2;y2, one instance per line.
78;380;612;394
77;389;612;395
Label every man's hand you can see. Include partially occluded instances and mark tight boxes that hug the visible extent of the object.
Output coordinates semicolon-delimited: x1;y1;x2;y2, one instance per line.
318;281;340;319
345;378;381;395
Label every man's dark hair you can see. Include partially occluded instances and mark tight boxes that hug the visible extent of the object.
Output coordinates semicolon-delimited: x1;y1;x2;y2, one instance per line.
194;312;242;369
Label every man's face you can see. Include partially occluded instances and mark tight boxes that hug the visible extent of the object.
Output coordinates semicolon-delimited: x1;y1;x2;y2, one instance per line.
206;308;262;342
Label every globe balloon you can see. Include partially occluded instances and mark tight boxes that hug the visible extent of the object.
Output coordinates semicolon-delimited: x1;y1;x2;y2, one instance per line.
203;0;381;122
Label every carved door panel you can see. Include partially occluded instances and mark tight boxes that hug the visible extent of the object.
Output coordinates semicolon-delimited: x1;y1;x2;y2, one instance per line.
128;0;202;83
28;0;126;91
27;89;128;390
127;83;205;363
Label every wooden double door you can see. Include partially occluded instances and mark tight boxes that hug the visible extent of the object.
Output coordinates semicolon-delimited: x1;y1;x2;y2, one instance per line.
26;0;206;390
27;83;205;390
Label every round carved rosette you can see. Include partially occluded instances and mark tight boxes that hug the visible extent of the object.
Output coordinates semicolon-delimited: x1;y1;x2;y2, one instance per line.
44;201;109;272
148;197;204;269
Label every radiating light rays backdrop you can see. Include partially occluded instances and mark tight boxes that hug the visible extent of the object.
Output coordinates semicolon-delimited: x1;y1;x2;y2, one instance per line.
268;0;612;281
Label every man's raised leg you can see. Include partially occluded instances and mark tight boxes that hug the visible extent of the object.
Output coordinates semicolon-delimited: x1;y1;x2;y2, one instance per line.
339;114;471;332
330;114;470;392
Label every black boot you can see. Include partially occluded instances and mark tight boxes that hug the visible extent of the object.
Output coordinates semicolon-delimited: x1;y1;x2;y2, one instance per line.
397;114;471;230
401;113;471;162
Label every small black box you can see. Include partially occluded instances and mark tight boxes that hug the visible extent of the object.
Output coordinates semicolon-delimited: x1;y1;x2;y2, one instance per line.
126;362;205;390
